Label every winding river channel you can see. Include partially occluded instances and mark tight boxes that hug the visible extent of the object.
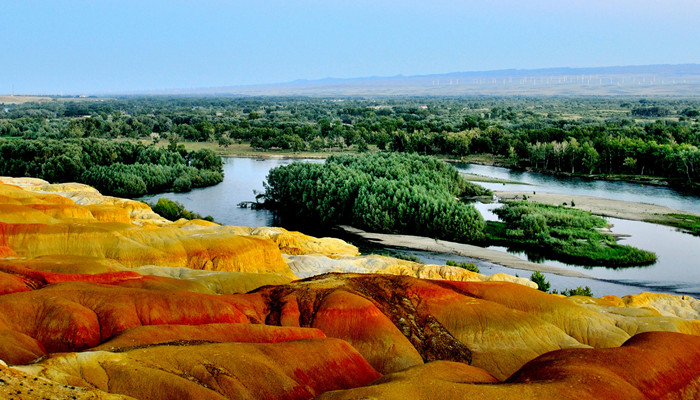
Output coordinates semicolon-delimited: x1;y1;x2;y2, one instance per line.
140;157;700;297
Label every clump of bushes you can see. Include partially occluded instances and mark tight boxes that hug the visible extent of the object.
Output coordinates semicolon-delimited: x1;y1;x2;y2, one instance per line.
553;286;593;297
149;198;215;222
446;260;480;273
530;270;551;292
530;270;593;297
262;153;490;243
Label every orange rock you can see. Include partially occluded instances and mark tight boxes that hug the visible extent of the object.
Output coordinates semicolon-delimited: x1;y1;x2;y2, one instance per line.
92;323;326;351
25;339;381;400
0;270;32;295
317;331;700;400
310;289;424;373
0;246;16;258
0;330;46;365
0;260;143;293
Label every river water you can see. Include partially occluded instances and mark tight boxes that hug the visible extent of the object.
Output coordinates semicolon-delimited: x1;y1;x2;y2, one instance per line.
140;157;700;297
453;162;700;214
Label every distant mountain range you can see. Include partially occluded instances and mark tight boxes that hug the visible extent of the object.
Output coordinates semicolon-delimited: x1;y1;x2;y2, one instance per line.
169;64;700;97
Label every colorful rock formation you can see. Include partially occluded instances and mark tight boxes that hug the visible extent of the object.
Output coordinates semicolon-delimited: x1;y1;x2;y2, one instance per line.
0;177;699;399
317;331;700;400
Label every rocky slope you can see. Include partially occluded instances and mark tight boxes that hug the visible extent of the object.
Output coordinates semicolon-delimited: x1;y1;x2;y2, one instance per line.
0;177;699;399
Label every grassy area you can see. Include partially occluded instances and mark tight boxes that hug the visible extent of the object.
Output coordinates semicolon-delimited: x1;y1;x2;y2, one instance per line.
484;201;657;268
648;213;700;236
150;140;374;159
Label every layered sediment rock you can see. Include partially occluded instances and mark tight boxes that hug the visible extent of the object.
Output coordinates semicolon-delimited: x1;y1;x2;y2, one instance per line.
19;339;381;400
1;177;700;399
286;253;537;287
318;331;700;400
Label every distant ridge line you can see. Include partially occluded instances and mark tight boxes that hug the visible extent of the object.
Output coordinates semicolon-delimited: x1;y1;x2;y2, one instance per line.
106;64;700;97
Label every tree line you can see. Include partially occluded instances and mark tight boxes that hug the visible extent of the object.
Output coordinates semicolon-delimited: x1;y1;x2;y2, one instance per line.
0;138;222;197
3;96;699;189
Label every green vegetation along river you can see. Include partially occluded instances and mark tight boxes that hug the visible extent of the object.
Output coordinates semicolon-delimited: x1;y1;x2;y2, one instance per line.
139;156;700;297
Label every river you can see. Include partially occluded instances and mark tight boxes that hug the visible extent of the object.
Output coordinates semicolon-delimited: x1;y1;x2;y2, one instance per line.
140;156;700;297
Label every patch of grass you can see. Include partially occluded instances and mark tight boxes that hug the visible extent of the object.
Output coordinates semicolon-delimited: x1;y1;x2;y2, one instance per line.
485;201;656;267
390;253;422;263
651;213;700;236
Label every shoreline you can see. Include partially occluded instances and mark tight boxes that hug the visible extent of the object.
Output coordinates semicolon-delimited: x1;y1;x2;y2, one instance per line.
336;225;595;279
157;139;691;190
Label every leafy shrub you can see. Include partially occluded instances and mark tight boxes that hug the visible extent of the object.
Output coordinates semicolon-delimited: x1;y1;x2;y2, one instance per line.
446;260;480;273
150;198;214;222
530;270;551;292
556;286;593;297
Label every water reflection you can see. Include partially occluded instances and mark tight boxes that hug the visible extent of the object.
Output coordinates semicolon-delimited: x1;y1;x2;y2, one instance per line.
472;199;700;295
138;157;322;227
454;162;700;214
138;157;700;296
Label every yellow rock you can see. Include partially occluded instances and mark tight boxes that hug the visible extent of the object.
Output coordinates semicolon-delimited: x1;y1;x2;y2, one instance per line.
0;177;168;226
131;265;292;294
621;292;700;319
285;254;537;288
233;226;360;257
0;360;133;399
570;293;700;337
0;179;296;278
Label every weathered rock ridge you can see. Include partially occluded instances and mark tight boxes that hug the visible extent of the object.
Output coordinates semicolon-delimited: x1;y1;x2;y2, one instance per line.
0;177;699;399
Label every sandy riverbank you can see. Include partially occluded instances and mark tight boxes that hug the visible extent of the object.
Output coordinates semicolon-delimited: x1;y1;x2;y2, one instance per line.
494;191;700;223
337;225;594;279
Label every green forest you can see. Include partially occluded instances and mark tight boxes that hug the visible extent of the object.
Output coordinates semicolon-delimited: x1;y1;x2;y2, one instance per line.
2;96;699;191
262;153;489;242
0;138;222;197
0;96;678;266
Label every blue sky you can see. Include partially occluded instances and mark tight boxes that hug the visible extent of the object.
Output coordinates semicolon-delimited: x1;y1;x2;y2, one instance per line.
2;0;699;94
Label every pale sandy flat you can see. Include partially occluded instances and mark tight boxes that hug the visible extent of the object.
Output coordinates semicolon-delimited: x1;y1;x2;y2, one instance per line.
338;226;593;278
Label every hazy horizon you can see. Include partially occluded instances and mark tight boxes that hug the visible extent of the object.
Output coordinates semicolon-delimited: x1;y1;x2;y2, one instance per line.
3;0;700;95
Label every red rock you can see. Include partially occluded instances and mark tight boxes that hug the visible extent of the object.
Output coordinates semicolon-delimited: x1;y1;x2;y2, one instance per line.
92;323;326;351
0;282;252;356
32;338;381;400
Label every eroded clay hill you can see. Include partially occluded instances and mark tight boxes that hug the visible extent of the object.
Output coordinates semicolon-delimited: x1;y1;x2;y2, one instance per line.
0;177;699;400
